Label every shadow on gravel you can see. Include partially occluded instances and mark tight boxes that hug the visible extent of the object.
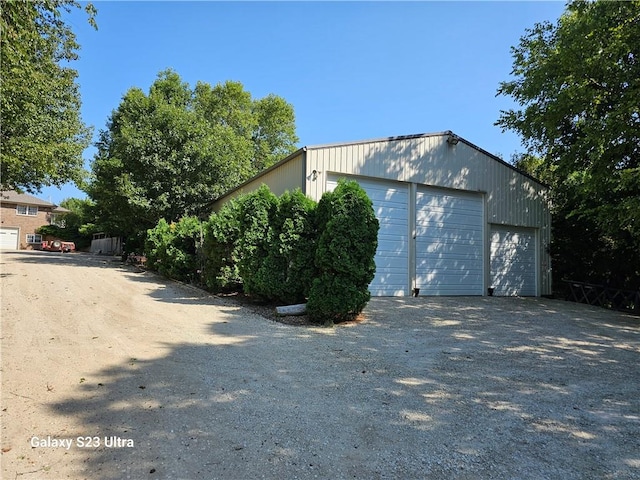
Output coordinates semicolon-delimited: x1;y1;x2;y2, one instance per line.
43;284;640;479
8;251;637;478
1;250;124;269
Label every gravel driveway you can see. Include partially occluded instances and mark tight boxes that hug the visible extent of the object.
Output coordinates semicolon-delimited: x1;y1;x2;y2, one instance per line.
1;251;639;479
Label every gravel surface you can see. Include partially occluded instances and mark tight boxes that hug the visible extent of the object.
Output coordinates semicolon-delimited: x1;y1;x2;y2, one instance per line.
1;250;639;479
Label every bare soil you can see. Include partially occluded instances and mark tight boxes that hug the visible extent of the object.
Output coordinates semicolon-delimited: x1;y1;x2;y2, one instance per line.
1;250;639;479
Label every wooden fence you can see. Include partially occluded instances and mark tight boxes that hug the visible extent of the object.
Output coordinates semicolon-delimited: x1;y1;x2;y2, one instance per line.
90;236;122;255
563;280;640;316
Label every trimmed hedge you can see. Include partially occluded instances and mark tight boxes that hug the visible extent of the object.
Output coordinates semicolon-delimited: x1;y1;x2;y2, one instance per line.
201;200;242;291
144;181;379;323
235;185;279;296
254;189;317;303
307;179;379;323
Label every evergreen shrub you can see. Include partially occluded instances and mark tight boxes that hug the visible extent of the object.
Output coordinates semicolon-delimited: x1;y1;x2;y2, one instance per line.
145;216;202;283
201;200;242;292
235;185;279;296
253;189;317;303
307;179;379;323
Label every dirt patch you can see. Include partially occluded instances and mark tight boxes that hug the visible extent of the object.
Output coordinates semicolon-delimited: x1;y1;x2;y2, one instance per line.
217;292;314;326
2;251;639;479
221;293;366;327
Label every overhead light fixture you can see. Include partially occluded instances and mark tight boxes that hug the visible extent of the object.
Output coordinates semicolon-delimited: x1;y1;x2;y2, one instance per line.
447;134;459;146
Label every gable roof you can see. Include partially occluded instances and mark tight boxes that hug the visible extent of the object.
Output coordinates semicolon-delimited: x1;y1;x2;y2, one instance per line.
304;131;547;188
212;131;547;204
0;190;57;208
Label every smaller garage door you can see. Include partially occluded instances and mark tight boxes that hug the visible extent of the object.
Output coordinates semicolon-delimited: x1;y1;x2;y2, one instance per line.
0;227;19;250
490;226;537;296
327;176;409;296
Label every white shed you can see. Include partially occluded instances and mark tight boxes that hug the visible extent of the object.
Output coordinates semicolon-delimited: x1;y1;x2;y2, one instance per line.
212;131;552;297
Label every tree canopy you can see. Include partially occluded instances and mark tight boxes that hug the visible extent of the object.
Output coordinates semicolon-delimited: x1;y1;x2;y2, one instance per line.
1;0;96;193
497;0;640;288
88;70;298;241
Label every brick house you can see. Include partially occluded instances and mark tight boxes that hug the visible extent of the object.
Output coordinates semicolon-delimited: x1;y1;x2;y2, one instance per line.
0;191;69;250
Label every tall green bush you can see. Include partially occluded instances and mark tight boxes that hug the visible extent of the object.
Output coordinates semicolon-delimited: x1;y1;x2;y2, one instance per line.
254;189;317;303
145;216;203;283
235;185;279;296
307;180;379;323
145;218;172;275
201;200;242;292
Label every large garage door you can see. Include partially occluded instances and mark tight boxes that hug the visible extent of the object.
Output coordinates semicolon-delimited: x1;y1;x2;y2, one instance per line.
327;176;409;296
415;188;484;295
0;227;19;250
490;226;536;296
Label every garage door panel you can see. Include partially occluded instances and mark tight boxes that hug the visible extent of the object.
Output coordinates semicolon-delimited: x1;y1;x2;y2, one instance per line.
417;231;483;244
0;228;19;250
490;226;536;296
377;215;407;230
377;242;408;256
416;254;483;266
416;188;484;295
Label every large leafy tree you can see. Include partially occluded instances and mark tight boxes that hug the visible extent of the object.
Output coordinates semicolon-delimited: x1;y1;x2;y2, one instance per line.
88;70;298;242
1;0;96;193
497;0;640;289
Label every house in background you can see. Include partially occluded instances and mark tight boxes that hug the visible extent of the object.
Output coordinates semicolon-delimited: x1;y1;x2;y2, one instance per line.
0;190;69;250
212;131;552;297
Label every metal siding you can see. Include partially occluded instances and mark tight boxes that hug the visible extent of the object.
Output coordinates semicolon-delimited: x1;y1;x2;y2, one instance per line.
211;152;305;211
310;136;548;225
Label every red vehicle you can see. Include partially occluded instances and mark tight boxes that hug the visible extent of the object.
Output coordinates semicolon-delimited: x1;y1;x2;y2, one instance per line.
41;240;76;253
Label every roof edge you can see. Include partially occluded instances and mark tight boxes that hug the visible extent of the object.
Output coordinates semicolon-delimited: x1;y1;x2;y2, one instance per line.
454;135;549;189
304;131;452;151
208;147;307;207
0;190;59;207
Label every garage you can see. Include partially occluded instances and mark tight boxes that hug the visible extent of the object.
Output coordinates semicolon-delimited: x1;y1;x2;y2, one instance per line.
212;131;552;297
327;176;410;296
0;227;19;250
416;188;484;295
490;226;537;296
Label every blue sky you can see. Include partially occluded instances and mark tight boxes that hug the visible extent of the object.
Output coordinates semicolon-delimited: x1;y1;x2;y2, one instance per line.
40;1;567;205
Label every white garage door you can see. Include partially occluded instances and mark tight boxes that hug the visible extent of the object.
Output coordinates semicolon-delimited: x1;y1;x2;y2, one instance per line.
327;176;409;296
415;188;484;295
0;227;19;250
490;226;537;296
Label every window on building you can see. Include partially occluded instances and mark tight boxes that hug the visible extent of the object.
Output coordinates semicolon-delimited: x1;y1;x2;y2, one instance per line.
26;234;42;244
16;205;38;216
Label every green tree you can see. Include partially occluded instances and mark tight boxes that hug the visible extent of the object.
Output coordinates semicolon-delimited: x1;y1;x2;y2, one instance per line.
192;81;298;171
88;71;298;240
496;0;640;289
1;0;96;193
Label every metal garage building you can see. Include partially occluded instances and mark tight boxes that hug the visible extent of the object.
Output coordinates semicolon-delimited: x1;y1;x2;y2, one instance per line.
212;131;552;297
